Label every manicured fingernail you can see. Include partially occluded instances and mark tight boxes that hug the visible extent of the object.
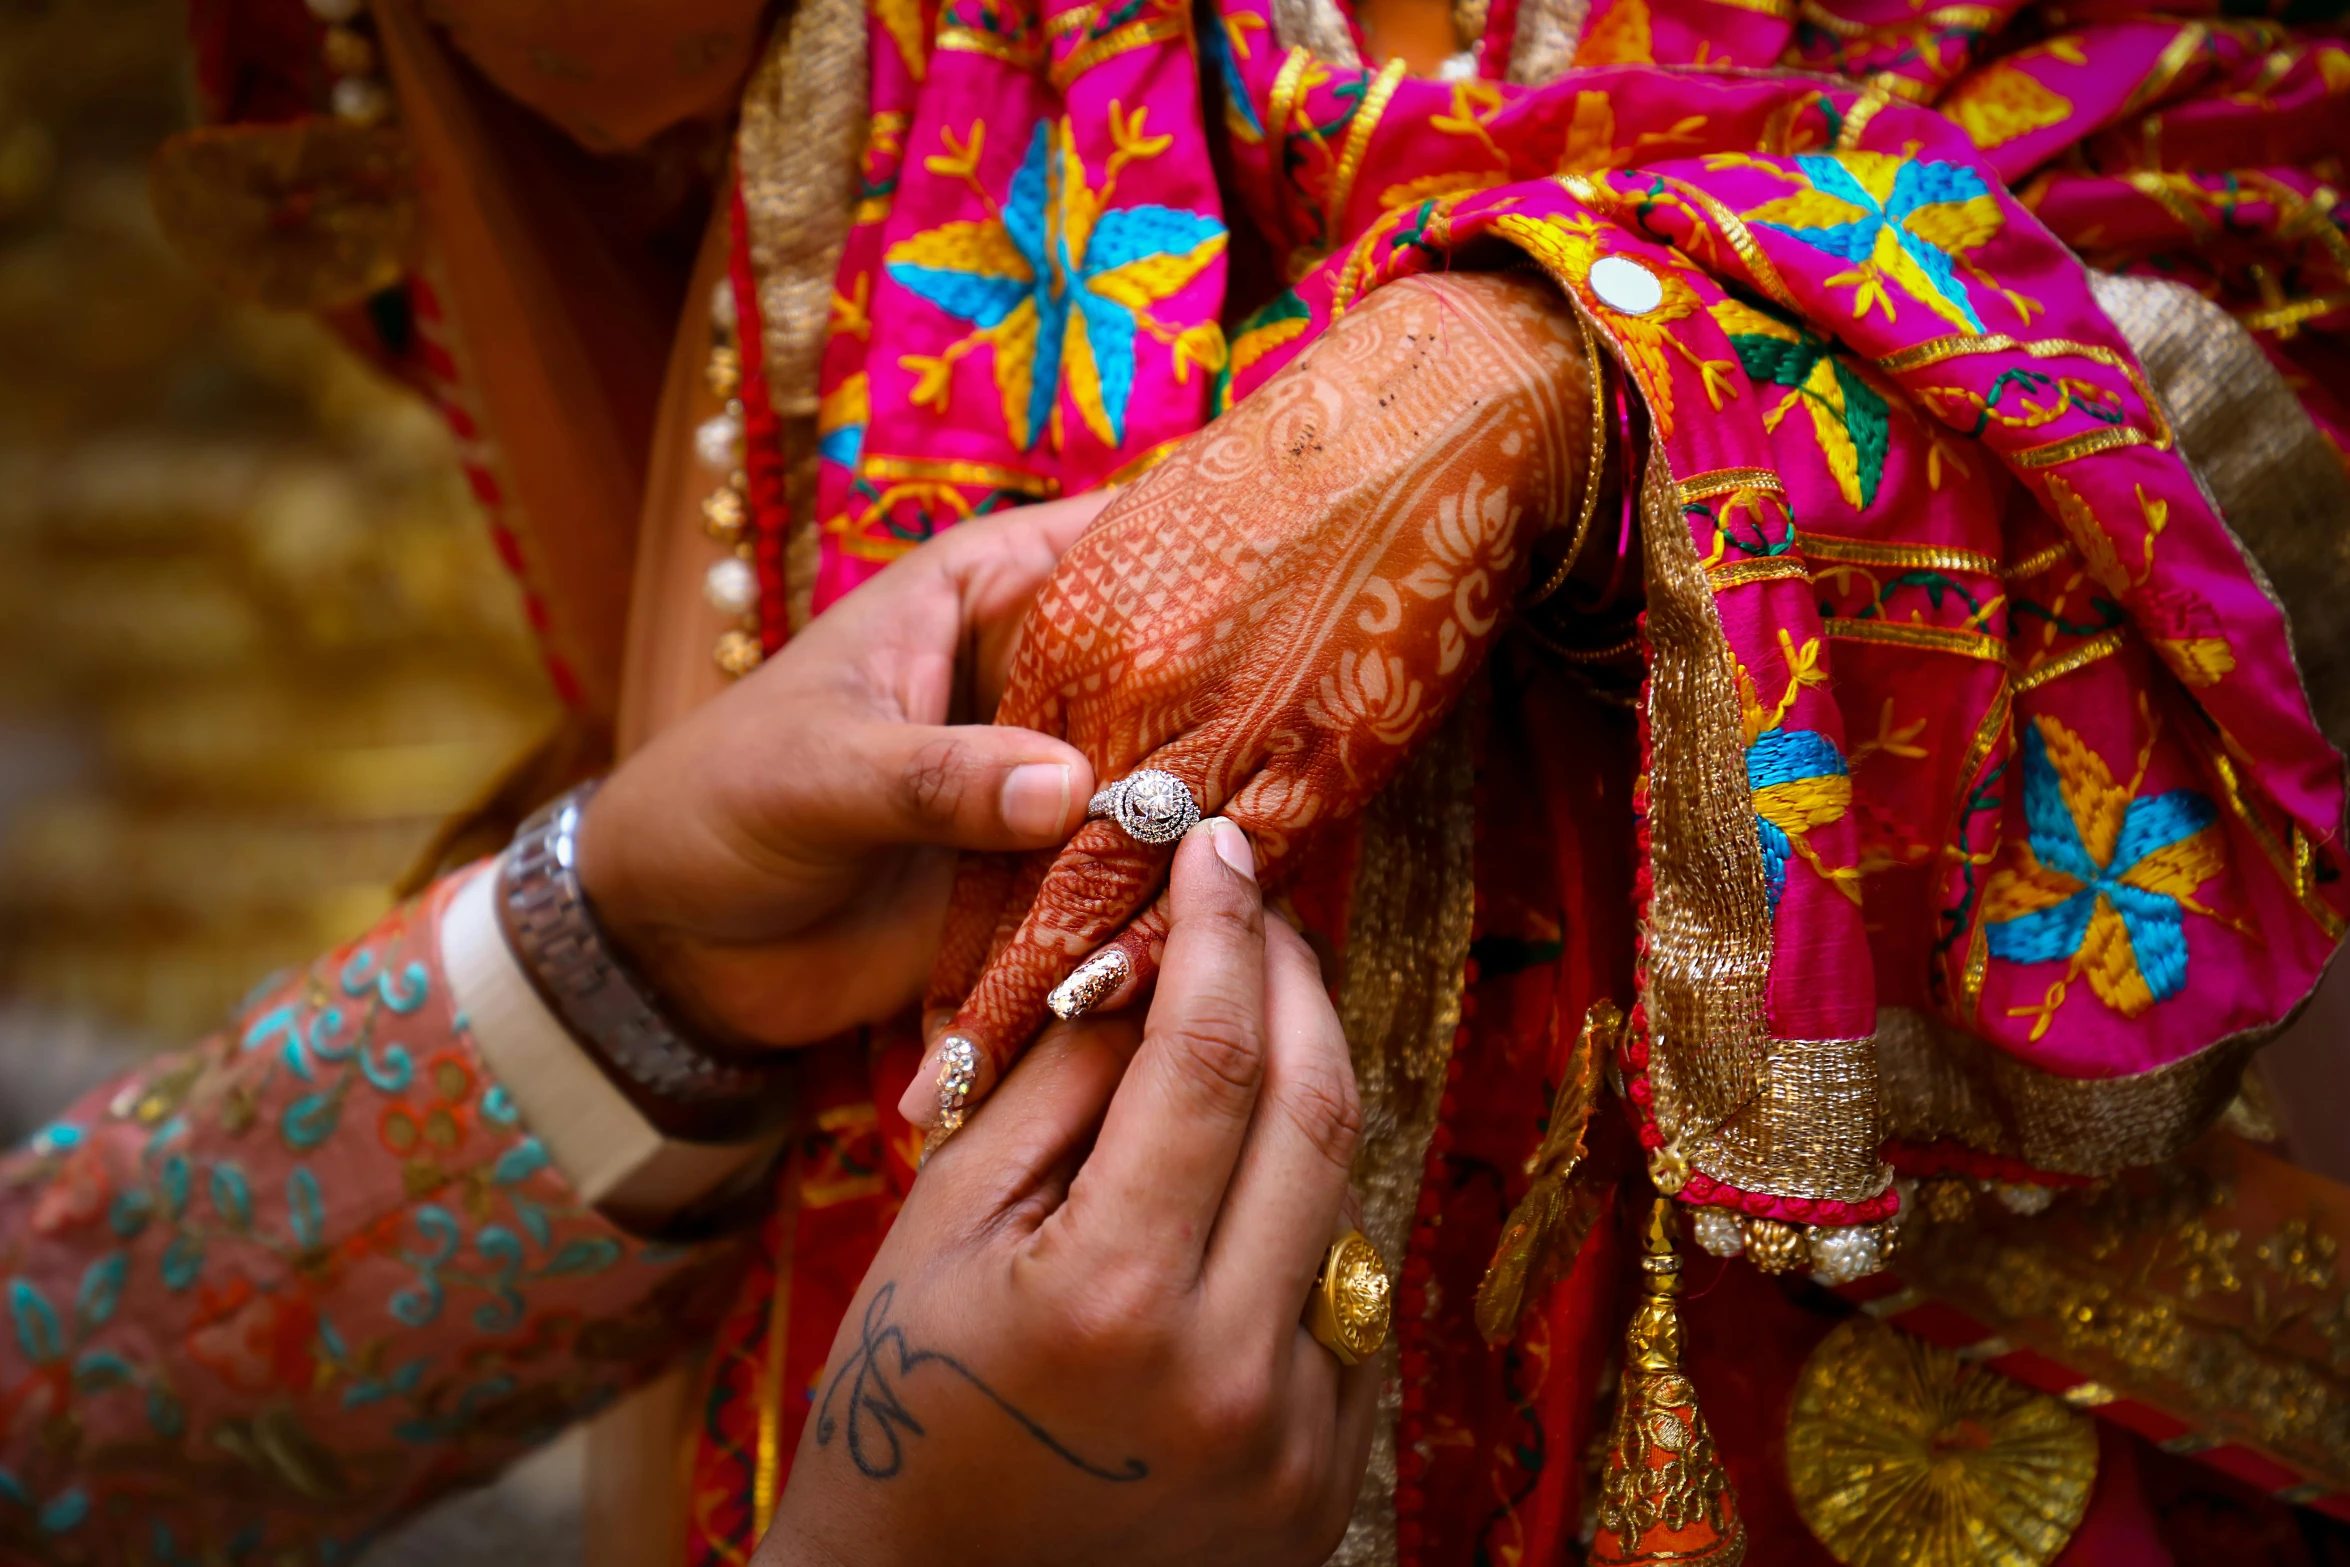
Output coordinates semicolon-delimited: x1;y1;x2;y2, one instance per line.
1205;817;1255;881
897;1032;982;1133
1002;763;1073;839
1048;946;1131;1020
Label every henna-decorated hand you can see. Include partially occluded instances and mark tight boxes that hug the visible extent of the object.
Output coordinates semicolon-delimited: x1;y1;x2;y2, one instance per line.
905;270;1595;1127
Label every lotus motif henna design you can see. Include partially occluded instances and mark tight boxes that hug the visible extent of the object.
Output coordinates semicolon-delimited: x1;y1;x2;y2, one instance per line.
919;272;1599;1114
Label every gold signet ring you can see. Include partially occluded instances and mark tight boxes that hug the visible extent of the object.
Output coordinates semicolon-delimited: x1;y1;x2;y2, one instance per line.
1305;1230;1392;1367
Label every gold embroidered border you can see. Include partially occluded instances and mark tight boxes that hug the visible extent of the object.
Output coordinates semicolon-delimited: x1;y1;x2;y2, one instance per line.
2014;627;2127;692
1713;0;1799;18
1880;332;2173;466
1326;57;1408;239
935;24;1046;69
1708;556;1812;592
1824;617;2008;665
1051;12;1188;88
1876;1006;2262;1174
858;453;1060;494
2207;748;2349;941
1798;529;2003;578
1676;466;1787;504
1045;7;1093;39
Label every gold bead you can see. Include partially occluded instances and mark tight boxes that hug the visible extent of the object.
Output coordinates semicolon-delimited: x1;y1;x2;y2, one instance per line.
701;485;746;544
322;25;376;77
1920;1177;1976;1225
1743;1218;1807;1274
712;629;763;678
705;344;741;400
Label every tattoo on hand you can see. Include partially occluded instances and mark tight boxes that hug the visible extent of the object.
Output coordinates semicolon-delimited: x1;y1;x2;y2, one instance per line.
815;1282;1149;1483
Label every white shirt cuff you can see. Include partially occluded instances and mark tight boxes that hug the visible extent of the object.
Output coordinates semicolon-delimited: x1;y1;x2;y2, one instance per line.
439;858;784;1219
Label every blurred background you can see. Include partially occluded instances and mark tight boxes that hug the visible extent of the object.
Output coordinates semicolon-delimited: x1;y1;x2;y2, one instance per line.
0;2;578;1555
0;0;554;1110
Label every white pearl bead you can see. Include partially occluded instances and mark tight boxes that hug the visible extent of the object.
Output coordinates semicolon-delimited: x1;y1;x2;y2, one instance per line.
695;411;743;471
331;76;390;126
1806;1224;1884;1286
1589;255;1664;316
703;556;759;616
1990;1181;2055;1216
306;0;364;20
1690;1207;1744;1258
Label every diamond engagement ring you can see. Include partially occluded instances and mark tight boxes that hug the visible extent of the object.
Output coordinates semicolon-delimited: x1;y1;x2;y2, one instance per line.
1086;769;1202;846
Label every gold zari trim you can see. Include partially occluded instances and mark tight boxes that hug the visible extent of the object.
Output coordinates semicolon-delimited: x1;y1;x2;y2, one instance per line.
936;24;1046;69
1708;556;1811;592
1798;529;2002;579
1675;466;1786;504
1824;617;2008;666
1876;1006;2260;1174
1052;12;1188;88
2004;540;2075;581
858;453;1059;494
2014;628;2127;692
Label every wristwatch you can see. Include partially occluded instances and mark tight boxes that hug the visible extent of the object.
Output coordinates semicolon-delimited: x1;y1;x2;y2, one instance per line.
497;782;793;1143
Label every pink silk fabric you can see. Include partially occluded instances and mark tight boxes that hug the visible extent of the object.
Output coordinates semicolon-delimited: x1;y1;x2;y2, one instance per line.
804;0;2350;1217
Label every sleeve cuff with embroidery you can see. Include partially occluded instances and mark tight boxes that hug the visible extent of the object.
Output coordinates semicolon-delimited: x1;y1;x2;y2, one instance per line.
440;856;787;1221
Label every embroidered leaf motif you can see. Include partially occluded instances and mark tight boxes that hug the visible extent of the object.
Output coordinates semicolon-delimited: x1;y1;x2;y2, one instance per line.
1716;298;1891;510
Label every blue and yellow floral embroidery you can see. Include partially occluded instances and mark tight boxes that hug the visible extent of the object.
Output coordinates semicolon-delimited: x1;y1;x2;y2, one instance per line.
1738;631;1862;910
1984;713;2226;1029
1748;152;2003;333
885;113;1225;451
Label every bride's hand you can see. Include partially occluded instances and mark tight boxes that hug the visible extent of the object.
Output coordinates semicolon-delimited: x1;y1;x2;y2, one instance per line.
761;823;1375;1567
910;270;1594;1121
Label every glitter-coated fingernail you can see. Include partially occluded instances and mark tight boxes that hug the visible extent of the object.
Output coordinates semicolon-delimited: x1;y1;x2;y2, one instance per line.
919;1035;980;1166
1047;947;1131;1021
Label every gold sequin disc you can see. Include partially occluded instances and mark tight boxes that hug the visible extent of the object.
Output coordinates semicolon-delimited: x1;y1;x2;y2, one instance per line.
1787;1317;2097;1567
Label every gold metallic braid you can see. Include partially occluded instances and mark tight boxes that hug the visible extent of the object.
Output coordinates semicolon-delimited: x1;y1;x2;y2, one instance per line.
2004;540;2075;581
1675;466;1787;504
1876;1006;2263;1174
857;452;1060;494
1797;529;2002;579
1051;12;1188;88
1707;556;1812;592
2013;627;2128;692
1823;617;2009;666
935;25;1046;67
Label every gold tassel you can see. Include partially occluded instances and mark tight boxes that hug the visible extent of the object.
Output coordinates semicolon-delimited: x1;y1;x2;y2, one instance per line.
1474;1000;1621;1345
1590;1196;1747;1567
